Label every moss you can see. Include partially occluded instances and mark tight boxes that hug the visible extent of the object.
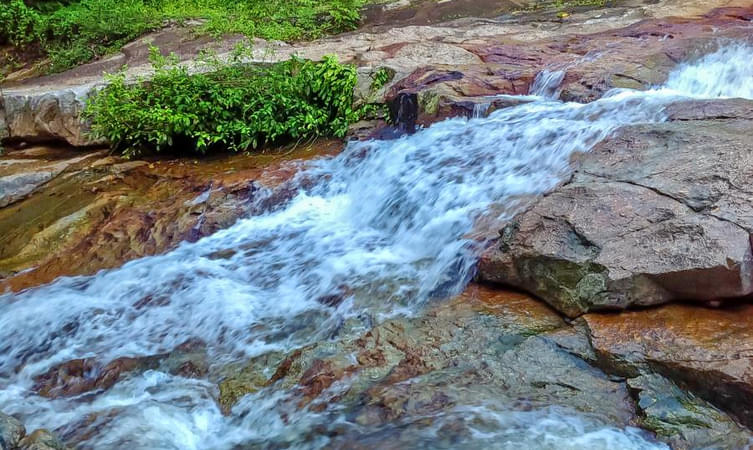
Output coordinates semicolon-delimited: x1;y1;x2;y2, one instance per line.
417;90;440;117
217;351;287;413
370;67;396;92
516;256;609;317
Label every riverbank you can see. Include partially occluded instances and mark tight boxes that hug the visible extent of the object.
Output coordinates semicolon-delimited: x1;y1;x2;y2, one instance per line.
2;0;753;448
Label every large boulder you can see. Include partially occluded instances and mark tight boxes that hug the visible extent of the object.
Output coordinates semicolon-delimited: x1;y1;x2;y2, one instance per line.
479;99;753;316
219;285;648;446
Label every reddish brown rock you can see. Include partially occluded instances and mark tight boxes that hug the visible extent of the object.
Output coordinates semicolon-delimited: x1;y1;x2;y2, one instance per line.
583;304;753;429
219;285;639;433
0;141;341;292
31;341;208;399
32;358;142;399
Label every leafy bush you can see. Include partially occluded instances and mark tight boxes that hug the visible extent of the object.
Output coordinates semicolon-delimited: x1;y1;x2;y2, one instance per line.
0;0;42;46
370;67;395;91
85;52;363;157
2;0;366;72
41;0;157;71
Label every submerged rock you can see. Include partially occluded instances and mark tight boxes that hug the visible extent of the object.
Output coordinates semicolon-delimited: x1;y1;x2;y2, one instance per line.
0;413;25;450
0;141;341;292
479;99;753;316
627;374;753;450
219;285;647;441
32;340;209;399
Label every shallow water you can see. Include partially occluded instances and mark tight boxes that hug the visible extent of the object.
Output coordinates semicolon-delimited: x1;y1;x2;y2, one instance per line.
1;44;753;449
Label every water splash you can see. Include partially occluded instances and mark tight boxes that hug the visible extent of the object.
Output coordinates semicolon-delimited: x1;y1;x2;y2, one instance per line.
664;44;753;98
472;101;491;118
1;45;753;449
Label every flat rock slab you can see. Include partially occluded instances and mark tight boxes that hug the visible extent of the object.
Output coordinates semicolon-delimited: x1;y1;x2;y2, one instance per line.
582;303;753;430
0;141;341;292
218;284;640;445
479;99;753;316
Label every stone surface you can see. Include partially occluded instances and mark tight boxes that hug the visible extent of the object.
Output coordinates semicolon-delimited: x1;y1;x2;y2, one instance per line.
0;152;103;208
479;99;753;316
627;374;753;450
30;339;207;399
219;285;639;434
583;303;753;429
0;141;341;292
32;341;208;398
17;430;69;450
2;87;106;147
0;413;25;450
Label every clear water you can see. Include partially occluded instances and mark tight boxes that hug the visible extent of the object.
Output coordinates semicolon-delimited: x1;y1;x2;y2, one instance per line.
1;45;753;449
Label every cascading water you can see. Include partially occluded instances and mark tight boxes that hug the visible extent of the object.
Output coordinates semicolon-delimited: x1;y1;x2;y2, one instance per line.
1;44;753;449
529;69;566;98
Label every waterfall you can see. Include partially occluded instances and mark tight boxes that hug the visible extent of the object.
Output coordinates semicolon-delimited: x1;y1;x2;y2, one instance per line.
529;69;566;98
1;44;752;449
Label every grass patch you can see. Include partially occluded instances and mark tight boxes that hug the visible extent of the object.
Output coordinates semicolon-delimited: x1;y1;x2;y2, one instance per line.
84;49;367;157
1;0;366;73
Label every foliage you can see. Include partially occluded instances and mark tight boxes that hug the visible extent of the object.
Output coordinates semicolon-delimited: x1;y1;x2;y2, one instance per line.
0;0;366;72
369;67;395;92
85;51;364;157
0;0;42;46
42;0;157;71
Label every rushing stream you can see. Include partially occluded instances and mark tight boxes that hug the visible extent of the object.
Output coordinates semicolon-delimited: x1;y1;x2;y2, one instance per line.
2;44;753;449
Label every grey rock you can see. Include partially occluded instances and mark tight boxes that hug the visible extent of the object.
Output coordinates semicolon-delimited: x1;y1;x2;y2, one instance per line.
17;430;69;450
479;99;753;316
628;374;753;450
2;86;105;147
0;413;25;450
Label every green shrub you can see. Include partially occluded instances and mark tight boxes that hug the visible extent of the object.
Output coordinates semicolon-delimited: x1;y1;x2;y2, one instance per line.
41;0;158;71
3;0;366;72
370;67;395;91
0;0;42;46
85;52;363;157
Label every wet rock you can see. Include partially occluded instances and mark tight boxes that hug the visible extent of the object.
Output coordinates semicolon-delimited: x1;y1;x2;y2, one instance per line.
0;413;25;450
0;141;341;291
218;351;288;413
32;340;209;399
0;152;102;208
479;100;753;316
220;285;641;435
17;430;70;450
627;374;753;450
32;358;131;398
582;303;753;429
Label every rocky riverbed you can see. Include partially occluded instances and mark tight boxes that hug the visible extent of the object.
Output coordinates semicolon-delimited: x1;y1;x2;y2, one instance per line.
3;0;753;449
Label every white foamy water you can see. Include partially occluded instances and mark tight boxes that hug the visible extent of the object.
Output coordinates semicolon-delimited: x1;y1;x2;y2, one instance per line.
529;69;566;99
2;45;753;449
